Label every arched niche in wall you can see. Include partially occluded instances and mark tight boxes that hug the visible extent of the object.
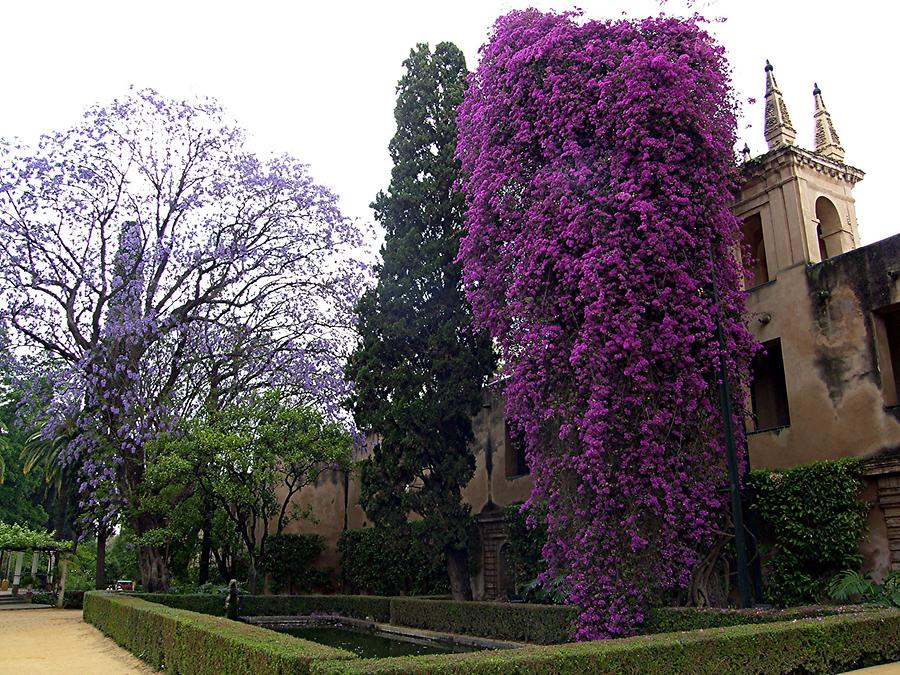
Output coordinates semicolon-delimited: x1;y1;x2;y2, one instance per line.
741;212;769;288
815;196;843;260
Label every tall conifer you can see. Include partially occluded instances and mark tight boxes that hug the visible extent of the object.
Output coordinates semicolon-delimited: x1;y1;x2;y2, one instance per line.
346;42;496;600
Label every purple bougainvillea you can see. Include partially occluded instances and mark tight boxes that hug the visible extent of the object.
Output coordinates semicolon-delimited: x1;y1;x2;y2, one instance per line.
457;11;756;638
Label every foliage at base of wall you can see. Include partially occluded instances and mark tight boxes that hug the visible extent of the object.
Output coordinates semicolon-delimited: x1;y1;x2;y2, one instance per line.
337;523;450;596
133;592;393;622
502;503;547;592
83;592;356;674
263;533;329;594
748;458;869;606
310;609;900;675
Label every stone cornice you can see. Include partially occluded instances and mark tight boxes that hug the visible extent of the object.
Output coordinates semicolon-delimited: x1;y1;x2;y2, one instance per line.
741;145;865;186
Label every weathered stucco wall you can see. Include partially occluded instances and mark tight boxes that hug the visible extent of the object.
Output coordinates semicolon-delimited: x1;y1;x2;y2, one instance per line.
746;235;900;469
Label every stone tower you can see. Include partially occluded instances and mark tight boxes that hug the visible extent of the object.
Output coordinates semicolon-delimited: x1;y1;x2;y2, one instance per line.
735;62;864;279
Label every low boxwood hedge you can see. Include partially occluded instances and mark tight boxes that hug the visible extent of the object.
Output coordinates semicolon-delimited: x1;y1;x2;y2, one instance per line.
643;604;859;633
128;593;860;646
84;592;356;674
389;598;576;644
309;609;900;674
133;592;392;622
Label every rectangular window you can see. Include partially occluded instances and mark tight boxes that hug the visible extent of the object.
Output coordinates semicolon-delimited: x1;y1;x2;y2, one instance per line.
875;306;900;406
750;338;790;431
504;420;529;478
741;213;769;288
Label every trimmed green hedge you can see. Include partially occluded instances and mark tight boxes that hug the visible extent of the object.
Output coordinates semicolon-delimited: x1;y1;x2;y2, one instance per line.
389;598;575;644
84;592;356;674
129;593;861;646
309;609;900;674
643;604;858;633
134;592;392;622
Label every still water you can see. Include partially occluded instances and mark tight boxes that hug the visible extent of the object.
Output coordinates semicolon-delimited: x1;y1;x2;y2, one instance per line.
284;625;477;659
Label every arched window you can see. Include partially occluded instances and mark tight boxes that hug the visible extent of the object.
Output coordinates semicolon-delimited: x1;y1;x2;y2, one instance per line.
815;197;843;260
741;213;769;288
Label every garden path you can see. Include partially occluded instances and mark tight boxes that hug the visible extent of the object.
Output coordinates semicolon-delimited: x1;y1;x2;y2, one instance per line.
0;608;155;674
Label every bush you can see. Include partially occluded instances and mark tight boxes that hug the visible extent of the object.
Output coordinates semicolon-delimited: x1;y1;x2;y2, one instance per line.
84;592;356;674
389;598;576;644
829;570;900;607
133;592;393;622
264;533;330;594
502;503;547;593
749;458;869;606
31;590;84;608
338;523;449;596
310;609;900;674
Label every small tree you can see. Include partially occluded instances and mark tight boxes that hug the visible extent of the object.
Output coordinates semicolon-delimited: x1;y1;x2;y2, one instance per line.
345;43;496;600
170;392;351;593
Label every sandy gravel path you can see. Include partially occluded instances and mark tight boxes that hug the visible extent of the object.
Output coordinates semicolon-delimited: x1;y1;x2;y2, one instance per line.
0;608;155;674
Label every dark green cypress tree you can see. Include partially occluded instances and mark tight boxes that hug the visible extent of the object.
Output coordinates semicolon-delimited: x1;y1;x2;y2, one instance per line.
345;42;496;600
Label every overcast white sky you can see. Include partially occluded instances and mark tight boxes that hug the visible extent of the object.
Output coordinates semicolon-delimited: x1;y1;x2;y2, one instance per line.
2;1;895;247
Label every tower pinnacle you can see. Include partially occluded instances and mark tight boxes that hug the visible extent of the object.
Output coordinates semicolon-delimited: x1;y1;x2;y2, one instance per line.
764;60;797;150
813;83;845;162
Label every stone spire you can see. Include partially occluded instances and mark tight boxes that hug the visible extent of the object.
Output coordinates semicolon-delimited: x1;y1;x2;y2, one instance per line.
764;60;797;150
813;83;845;161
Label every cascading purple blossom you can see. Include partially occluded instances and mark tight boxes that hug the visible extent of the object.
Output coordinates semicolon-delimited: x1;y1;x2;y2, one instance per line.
0;89;369;589
456;11;756;638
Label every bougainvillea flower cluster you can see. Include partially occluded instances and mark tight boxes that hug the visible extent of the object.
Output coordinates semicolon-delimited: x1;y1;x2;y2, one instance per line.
457;11;755;638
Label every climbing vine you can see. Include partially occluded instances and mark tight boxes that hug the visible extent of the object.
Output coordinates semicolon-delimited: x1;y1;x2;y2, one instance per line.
457;10;755;638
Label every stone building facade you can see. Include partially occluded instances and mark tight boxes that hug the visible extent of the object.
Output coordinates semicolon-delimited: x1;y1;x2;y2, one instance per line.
285;62;900;595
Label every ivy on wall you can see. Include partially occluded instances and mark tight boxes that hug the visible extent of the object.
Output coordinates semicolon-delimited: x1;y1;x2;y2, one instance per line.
262;533;328;594
503;503;547;589
749;458;869;606
337;522;450;596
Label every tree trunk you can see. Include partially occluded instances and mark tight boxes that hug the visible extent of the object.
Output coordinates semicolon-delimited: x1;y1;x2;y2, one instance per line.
247;561;258;595
137;545;170;592
198;507;212;585
53;481;69;538
95;524;107;590
446;547;472;601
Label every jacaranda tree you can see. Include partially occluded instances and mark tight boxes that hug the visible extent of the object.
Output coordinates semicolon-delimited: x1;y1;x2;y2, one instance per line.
457;11;756;637
345;43;496;600
0;89;367;590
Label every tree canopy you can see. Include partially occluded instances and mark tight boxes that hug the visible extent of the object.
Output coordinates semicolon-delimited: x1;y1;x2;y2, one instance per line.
345;42;496;600
0;89;367;590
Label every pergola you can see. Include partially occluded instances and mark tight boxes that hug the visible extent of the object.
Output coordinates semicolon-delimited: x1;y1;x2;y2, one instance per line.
0;522;72;607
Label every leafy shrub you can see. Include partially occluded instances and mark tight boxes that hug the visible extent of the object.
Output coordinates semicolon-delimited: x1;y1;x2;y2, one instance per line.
749;458;868;606
338;523;449;596
30;589;84;608
389;598;576;644
829;570;900;607
84;592;356;674
264;533;330;593
502;503;547;593
310;609;900;674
